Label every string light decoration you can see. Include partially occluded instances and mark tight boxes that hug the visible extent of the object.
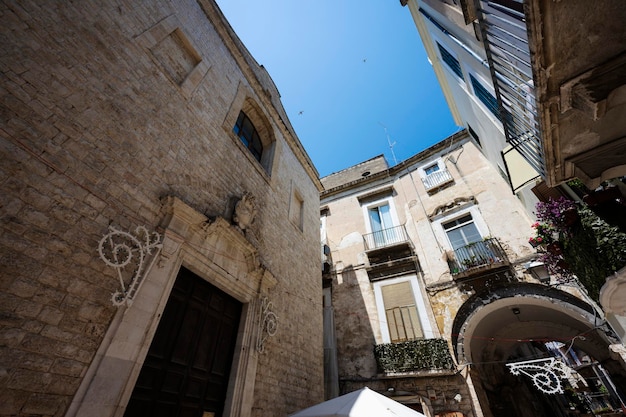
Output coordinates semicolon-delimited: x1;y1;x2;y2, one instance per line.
256;297;278;353
506;357;571;394
98;225;162;306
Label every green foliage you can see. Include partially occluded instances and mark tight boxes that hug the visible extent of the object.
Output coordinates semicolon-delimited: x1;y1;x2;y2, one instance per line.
562;205;626;300
374;338;455;373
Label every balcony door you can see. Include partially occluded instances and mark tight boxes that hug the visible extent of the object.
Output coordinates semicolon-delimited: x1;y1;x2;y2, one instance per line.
368;204;395;248
443;214;484;265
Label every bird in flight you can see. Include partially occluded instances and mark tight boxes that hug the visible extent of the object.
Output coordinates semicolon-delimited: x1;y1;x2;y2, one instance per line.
363;58;367;63
298;111;304;115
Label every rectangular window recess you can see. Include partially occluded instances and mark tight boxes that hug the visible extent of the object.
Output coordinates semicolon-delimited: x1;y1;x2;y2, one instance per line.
470;74;500;120
437;42;465;80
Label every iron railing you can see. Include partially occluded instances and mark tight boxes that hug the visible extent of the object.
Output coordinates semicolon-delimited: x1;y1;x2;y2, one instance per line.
363;225;409;250
448;237;508;275
477;0;546;177
422;169;453;190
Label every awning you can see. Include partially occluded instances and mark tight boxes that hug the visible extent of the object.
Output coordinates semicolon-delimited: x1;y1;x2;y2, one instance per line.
502;144;541;193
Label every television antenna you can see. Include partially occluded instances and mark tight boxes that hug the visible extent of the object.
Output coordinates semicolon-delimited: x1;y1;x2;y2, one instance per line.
379;122;398;166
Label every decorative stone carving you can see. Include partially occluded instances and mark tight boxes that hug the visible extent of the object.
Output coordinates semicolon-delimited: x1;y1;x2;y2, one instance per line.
97;225;163;306
429;196;475;219
233;192;257;231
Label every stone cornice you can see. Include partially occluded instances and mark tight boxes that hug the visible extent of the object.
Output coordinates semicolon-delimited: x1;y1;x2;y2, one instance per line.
196;0;322;191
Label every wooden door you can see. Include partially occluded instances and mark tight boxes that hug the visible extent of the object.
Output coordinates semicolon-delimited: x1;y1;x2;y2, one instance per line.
124;267;242;417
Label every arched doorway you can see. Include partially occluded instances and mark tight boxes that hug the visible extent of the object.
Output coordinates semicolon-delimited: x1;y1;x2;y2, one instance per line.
452;283;626;417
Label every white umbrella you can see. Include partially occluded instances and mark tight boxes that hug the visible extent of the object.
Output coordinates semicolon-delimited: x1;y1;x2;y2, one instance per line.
288;387;426;417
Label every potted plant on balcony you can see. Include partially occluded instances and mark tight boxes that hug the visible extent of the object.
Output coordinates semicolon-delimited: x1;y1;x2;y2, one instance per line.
530;197;626;300
529;222;556;248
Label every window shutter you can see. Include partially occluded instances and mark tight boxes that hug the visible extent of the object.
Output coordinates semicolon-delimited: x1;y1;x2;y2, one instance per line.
381;282;423;342
531;180;566;202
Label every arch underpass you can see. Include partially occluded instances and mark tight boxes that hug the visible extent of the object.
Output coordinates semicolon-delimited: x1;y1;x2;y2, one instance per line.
451;283;626;417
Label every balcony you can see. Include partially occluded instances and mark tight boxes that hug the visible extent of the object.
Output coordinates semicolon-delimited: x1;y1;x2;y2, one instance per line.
374;338;456;374
363;225;419;281
421;169;453;192
363;225;410;251
447;238;510;279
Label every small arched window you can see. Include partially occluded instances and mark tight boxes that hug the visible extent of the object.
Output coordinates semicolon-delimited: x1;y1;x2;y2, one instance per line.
233;111;263;162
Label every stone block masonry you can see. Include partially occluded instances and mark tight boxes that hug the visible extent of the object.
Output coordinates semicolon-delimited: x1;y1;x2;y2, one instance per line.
0;1;323;416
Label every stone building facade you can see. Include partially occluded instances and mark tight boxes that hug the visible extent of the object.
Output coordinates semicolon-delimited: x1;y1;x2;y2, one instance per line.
0;1;323;416
320;132;624;417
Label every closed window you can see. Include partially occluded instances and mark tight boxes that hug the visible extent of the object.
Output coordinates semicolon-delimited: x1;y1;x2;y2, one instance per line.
470;74;500;120
233;111;263;162
424;163;440;176
381;281;423;343
419;159;452;190
437;42;464;81
373;276;432;344
443;214;481;250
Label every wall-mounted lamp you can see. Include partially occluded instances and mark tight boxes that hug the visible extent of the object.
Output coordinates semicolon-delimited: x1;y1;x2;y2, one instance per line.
526;261;550;283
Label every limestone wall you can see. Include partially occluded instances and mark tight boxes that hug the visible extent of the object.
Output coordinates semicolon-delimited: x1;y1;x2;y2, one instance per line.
0;1;323;416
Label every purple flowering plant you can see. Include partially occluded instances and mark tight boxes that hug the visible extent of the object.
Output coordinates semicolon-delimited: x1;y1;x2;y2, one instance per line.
529;197;579;282
535;197;577;232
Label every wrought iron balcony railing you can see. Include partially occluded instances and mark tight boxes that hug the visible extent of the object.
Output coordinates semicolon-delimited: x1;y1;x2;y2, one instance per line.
422;169;454;191
476;0;546;177
374;338;456;374
447;237;509;276
363;225;409;251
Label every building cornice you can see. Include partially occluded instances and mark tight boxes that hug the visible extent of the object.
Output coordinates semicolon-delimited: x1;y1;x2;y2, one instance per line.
197;0;323;191
320;130;469;201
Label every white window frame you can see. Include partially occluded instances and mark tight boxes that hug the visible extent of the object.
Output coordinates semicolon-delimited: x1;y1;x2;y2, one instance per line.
417;157;445;180
373;275;434;343
320;212;327;243
361;196;400;235
431;205;489;252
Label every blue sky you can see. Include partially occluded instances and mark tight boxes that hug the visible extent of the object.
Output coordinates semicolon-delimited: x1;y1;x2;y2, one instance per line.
215;1;459;177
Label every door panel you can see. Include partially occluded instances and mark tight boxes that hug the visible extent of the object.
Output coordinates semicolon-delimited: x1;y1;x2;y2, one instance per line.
124;267;242;417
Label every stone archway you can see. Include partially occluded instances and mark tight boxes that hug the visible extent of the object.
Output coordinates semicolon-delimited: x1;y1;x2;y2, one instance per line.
451;283;625;417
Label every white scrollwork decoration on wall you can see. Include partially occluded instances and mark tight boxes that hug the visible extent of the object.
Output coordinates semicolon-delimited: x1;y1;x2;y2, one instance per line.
256;297;278;353
98;225;163;306
506;357;571;394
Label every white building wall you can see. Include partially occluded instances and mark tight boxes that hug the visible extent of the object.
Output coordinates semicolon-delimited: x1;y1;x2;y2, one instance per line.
404;0;541;218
